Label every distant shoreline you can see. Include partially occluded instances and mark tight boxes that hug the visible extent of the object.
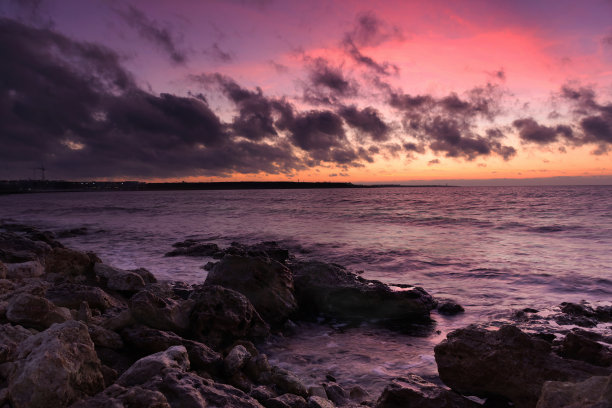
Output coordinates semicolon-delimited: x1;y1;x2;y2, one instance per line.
0;180;452;195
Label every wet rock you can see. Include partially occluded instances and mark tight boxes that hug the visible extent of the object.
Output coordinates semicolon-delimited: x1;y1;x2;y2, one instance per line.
70;384;170;408
129;267;157;284
130;289;191;333
267;393;307;408
292;261;436;325
595;305;612;323
202;261;217;271
348;385;369;403
555;302;599;327
4;260;45;279
57;227;89;238
225;344;252;375
121;325;222;374
437;300;465;316
434;324;611;408
7;320;104;408
536;372;612;408
323;382;348;406
375;375;480;408
46;283;123;311
307;396;335;408
0;231;51;263
88;324;124;349
6;293;71;329
243;241;290;264
189;285;270;349
205;255;297;326
556;331;612;367
271;366;308;397
0;323;33;363
94;263;146;292
45;247;96;278
165;241;219;257
308;386;328;399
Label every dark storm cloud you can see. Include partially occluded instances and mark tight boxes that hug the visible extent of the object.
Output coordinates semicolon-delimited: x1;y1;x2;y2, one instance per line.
308;58;355;95
0;18;313;179
338;105;390;142
115;5;187;64
512;118;573;145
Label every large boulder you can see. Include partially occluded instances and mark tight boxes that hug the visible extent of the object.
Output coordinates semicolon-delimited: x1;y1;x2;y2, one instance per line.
188;285;270;349
434;325;611;408
0;231;51;263
556;331;612;367
292;261;436;325
536;373;612;408
94;263;146;292
7;320;105;408
45;247;97;278
46;283;123;311
205;255;297;326
6;293;72;329
375;375;480;408
4;260;45;279
130;289;191;333
0;323;33;363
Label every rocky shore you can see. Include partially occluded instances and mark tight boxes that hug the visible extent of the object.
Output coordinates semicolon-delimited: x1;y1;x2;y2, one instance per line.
0;223;610;407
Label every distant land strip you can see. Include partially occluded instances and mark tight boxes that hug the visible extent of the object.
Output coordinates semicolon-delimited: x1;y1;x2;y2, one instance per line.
0;180;452;194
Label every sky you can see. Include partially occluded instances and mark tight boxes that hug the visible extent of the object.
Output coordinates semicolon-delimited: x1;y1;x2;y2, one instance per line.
1;0;611;184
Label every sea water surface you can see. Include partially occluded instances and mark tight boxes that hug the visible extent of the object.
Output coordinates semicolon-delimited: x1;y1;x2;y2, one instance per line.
1;185;611;394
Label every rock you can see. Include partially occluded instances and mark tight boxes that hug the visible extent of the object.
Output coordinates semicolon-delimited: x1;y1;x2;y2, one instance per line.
225;345;252;375
271;366;308;397
348;385;369;403
46;283;123;311
45;247;96;278
4;260;45;279
267;393;307;408
555;302;599;327
130;289;191;333
308;386;328;399
437;300;465;316
88;324;124;349
536;373;612;408
323;383;348;406
595;306;612;322
99;309;135;332
205;255;297;326
556;331;612;367
245;353;273;383
250;385;277;403
0;261;7;279
189;285;270;349
165;242;219;257
8;320;104;408
292;261;436;325
202;261;217;271
375;375;480;408
71;384;170;408
434;325;611;408
0;323;33;363
94;263;146;292
129;268;157;284
57;227;89;238
116;345;264;407
121;325;222;374
308;396;335;408
0;231;51;263
6;293;71;329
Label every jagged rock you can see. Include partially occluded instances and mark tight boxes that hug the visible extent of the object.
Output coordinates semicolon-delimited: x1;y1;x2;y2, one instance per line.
7;320;104;408
267;393;307;408
434;325;611;408
130;289;191;333
205;255;297;326
536;373;612;408
99;309;135;332
375;375;480;408
94;263;146;292
88;325;124;349
271;366;308;397
323;383;348;406
556;331;612;367
307;396;335;408
4;260;45;279
165;242;220;257
250;385;277;403
46;283;123;311
0;323;33;363
45;247;96;278
121;325;222;374
225;345;252;375
0;261;7;279
555;302;600;327
0;231;51;263
292;261;436;325
437;300;465;316
348;385;369;403
245;353;273;383
6;293;71;329
189;285;270;349
70;384;171;408
116;346;264;407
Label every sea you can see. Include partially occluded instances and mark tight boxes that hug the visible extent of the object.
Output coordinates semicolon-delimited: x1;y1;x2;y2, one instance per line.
1;185;611;395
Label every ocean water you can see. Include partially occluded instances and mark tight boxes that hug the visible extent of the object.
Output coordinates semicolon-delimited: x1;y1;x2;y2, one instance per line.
1;185;611;394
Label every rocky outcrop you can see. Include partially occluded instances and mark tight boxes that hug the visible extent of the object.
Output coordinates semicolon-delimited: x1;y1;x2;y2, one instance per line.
437;300;465;316
94;263;146;292
129;289;191;333
205;255;297;326
0;231;51;263
45;247;97;279
4;260;45;279
434;325;611;408
165;241;220;257
46;282;123;311
189;285;270;348
7;320;105;408
292;261;436;325
536;373;612;408
375;375;480;408
0;323;33;363
6;293;72;329
556;331;612;367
